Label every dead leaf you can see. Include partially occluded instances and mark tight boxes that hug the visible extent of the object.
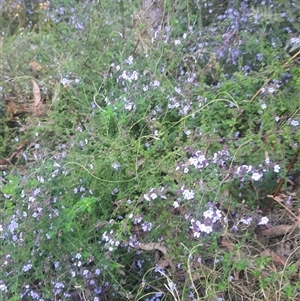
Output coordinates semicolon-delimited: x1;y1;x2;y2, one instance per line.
220;236;234;251
137;158;144;167
157;258;171;269
29;60;43;72
0;159;11;165
31;79;41;106
137;242;167;254
5;100;17;118
257;224;294;237
31;79;42;116
16;140;28;151
261;249;286;266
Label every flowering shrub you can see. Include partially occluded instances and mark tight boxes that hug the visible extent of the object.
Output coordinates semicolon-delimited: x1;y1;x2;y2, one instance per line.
1;0;300;300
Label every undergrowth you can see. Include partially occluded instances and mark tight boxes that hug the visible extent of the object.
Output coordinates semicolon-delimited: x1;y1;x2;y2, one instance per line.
0;0;300;300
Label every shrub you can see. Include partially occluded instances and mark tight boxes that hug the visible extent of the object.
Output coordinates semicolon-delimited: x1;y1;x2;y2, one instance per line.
1;0;299;300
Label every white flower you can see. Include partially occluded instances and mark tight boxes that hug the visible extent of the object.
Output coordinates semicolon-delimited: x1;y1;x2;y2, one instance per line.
193;231;201;238
125;56;133;65
203;209;222;223
175;87;182;94
174;39;181;45
150;193;157;200
173;201;179;208
274;164;280;173
291;120;299;126
199;224;213;234
153;80;160;87
182;189;194;200
141;222;153;232
240;217;252;225
203;209;214;219
252;172;262;181
37;176;44;183
124;102;136;110
258;216;269;225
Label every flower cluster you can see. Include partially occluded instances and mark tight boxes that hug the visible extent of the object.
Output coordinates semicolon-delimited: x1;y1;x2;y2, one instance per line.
143;187;167;204
190;204;224;237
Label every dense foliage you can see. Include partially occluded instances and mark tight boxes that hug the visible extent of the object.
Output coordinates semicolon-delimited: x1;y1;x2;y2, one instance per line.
0;0;299;300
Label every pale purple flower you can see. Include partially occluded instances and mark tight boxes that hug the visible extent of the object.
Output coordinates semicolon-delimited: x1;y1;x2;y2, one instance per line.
112;163;121;170
141;222;153;232
54;262;60;269
125;56;133;65
256;53;263;61
188;152;208;168
22;263;33;272
83;269;89;277
8;219;18;233
54;281;65;291
134;216;142;224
